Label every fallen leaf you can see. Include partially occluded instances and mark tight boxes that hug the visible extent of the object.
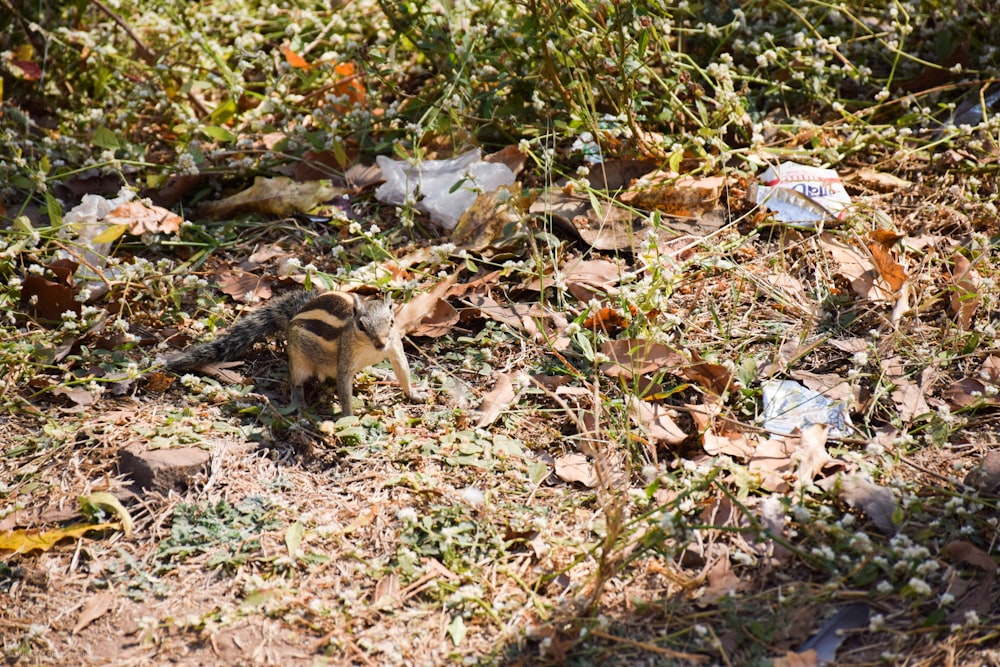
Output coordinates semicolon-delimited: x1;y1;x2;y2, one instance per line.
940;540;996;621
451;186;524;251
345;162;383;189
963;451;1000;496
836;474;899;533
476;373;517;428
817;233;894;302
620;171;726;218
600;339;681;379
772;650;819;667
950;252;982;329
681;349;733;395
794;423;833;486
20;274;81;322
144;371;175;392
891;379;931;422
216;271;272;303
562;258;624;302
280;44;312;69
394;273;461;336
944;377;1000;409
554;453;598;487
373;572;400;606
198;176;347;220
582;305;631;335
463;294;533;331
245;243;289;268
484;144;528;178
0;522;122;554
852;167;913;192
73;592;114;634
790;371;855;404
749;437;797;492
699;554;745;604
52;386;100;407
528;188;664;252
702;427;755;459
941;540;997;574
628;398;688;445
865;230;907;292
103;200;183;235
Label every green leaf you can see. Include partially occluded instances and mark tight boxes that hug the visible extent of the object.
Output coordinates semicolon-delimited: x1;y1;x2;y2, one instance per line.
92;224;129;244
93;126;121;150
207;98;237;125
79;491;134;537
447;615;467;645
668;149;683;173
527;461;549;485
45;193;63;228
285;521;304;558
202;125;236;143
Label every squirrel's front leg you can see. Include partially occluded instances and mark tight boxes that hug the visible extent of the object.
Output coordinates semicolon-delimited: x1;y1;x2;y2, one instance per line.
388;334;428;404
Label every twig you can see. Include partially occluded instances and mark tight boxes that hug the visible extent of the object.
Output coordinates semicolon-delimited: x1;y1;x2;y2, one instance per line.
89;0;156;64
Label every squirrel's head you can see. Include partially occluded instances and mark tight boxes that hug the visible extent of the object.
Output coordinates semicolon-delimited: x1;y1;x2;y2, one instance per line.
354;294;394;350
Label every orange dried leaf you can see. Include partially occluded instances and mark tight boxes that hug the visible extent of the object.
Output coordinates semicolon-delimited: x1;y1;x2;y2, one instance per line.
582;306;629;334
865;230;907;292
280;44;311;69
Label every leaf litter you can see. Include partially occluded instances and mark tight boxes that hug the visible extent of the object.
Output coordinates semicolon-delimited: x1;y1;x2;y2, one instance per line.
5;43;1000;667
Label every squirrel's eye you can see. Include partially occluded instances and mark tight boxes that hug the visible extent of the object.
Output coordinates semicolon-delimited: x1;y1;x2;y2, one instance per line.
357;320;368;334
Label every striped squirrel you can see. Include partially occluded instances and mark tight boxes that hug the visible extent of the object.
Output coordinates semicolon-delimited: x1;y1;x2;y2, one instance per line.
165;290;422;416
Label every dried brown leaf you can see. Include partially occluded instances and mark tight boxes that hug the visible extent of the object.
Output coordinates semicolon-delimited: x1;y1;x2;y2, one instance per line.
628;398;687;445
794;423;833;485
817;232;893;302
945;377;1000;409
450;186;523;251
838;474;899;533
216;271;272;303
563;258;623;302
554;453;598;487
600;339;681;379
892;379;931;422
941;540;997;574
620;171;726;217
703;428;755;459
866;229;907;292
749;437;797;492
395;273;461;335
20;274;81;322
772;650;819;667
950;252;982;329
483;145;528;177
104;200;183;235
73;592;114;634
476;373;517;428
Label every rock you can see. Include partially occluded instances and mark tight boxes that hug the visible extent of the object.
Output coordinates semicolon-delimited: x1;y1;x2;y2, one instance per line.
118;446;211;492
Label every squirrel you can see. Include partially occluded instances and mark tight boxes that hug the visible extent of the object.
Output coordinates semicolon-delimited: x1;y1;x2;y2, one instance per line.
165;290;422;416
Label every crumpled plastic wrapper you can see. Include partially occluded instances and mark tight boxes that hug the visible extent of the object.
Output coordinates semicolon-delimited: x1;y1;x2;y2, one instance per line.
761;379;852;440
749;161;851;228
375;149;515;229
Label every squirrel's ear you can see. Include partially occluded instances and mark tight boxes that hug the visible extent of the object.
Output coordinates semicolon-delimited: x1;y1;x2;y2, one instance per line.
351;292;363;311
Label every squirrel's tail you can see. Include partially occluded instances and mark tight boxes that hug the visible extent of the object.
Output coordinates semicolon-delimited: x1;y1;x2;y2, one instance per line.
165;290;315;371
